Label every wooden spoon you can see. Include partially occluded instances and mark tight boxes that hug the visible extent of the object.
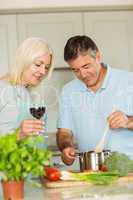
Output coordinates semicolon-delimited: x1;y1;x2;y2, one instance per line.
95;107;116;153
95;122;109;153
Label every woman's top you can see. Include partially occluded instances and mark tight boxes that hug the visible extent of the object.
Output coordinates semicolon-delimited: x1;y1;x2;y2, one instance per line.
0;80;47;135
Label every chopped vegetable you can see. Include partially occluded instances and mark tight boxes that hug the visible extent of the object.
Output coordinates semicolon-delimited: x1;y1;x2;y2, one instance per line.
60;170;119;185
60;171;79;181
105;151;133;176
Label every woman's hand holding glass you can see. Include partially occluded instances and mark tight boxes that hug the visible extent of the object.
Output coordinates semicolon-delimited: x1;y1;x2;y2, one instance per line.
19;119;45;138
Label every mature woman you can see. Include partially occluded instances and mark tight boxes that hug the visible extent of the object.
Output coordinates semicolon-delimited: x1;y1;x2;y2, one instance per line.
0;37;54;138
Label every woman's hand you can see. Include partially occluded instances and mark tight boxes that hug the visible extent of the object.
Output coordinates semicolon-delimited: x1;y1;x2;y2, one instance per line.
108;110;129;129
19;119;44;138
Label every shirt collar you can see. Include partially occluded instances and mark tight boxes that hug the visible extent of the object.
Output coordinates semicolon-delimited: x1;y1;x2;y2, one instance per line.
76;79;88;92
101;63;111;89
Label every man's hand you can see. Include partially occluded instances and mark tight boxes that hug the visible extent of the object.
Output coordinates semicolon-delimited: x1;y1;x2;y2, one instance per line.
108;111;129;129
56;128;76;165
61;147;76;165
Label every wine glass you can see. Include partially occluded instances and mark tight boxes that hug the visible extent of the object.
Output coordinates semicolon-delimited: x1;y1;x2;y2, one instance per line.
30;91;46;131
29;93;48;147
30;106;46;120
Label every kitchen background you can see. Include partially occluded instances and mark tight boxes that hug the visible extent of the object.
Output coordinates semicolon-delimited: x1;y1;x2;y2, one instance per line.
0;0;133;151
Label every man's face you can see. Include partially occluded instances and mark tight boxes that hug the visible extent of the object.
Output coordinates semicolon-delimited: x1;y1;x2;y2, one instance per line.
68;52;102;89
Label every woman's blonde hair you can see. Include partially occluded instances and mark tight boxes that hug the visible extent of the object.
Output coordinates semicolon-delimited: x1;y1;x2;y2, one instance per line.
2;37;54;85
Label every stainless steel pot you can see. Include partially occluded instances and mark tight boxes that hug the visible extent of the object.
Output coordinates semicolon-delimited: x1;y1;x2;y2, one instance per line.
78;150;111;172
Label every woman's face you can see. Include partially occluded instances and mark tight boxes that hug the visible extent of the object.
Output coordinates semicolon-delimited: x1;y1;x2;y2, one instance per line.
22;54;51;86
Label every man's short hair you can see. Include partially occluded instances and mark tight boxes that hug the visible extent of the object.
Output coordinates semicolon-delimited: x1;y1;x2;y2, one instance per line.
64;35;99;61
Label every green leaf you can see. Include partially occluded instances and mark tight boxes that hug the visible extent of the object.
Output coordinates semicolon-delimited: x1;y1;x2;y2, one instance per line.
0;130;52;182
9;152;19;164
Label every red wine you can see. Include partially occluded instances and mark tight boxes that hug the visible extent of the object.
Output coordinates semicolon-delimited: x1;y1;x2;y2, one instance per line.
30;107;46;119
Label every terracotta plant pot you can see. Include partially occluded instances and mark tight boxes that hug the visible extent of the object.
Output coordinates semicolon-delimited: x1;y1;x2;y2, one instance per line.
2;180;24;200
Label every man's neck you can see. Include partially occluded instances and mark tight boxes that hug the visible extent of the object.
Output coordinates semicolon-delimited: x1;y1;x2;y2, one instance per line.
89;65;107;92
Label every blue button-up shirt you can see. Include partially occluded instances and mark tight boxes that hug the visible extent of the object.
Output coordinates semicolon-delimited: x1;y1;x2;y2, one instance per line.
57;65;133;159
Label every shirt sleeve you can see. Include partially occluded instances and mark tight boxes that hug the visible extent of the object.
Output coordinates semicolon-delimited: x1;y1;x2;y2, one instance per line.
127;81;133;116
0;84;9;111
57;89;73;131
0;83;19;134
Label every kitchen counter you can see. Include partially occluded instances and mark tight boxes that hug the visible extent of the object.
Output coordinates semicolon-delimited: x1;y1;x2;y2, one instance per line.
0;180;133;200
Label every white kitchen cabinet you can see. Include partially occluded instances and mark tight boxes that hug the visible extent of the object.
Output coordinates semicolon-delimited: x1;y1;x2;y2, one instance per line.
0;15;17;76
84;11;133;72
0;11;132;72
17;13;83;68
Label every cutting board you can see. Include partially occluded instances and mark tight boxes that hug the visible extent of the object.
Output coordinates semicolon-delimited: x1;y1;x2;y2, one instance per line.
42;173;133;188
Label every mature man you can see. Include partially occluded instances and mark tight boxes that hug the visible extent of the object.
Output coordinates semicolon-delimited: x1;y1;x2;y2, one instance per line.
56;35;133;165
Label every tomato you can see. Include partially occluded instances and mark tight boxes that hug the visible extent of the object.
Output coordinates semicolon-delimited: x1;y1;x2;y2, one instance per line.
44;167;61;181
45;167;59;176
47;171;61;181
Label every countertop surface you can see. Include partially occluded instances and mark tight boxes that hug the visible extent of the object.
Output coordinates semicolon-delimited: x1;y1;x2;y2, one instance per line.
0;180;133;200
0;148;133;200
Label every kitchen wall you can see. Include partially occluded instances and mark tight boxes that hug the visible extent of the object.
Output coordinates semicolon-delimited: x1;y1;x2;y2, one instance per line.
37;70;74;133
29;69;74;150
